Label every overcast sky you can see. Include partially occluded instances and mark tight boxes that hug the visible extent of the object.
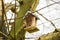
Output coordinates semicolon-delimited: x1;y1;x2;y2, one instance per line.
26;0;60;40
4;0;60;40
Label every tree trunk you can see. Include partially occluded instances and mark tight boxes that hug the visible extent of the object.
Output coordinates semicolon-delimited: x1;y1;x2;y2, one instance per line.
0;0;39;40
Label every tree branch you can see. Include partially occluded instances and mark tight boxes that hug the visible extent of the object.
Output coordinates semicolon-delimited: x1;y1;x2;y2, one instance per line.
36;11;58;31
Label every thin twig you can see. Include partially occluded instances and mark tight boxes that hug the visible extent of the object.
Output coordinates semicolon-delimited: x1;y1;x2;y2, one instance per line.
13;0;17;39
50;0;60;5
37;18;60;26
1;0;14;39
36;11;58;31
1;0;9;40
0;31;8;38
33;1;60;13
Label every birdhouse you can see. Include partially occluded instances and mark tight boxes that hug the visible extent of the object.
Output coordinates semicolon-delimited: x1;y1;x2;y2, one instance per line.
24;13;39;33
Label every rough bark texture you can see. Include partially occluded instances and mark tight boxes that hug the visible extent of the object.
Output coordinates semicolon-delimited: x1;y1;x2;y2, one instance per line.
0;0;39;40
39;32;60;40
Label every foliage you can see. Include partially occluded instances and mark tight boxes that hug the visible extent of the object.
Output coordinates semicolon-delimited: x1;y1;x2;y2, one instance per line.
0;0;39;40
10;0;39;38
39;32;60;40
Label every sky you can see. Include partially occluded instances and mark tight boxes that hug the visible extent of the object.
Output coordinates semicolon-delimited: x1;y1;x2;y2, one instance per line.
25;0;60;40
4;0;60;40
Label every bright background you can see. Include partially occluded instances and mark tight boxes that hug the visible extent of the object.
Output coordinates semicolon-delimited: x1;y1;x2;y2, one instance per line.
4;0;60;40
